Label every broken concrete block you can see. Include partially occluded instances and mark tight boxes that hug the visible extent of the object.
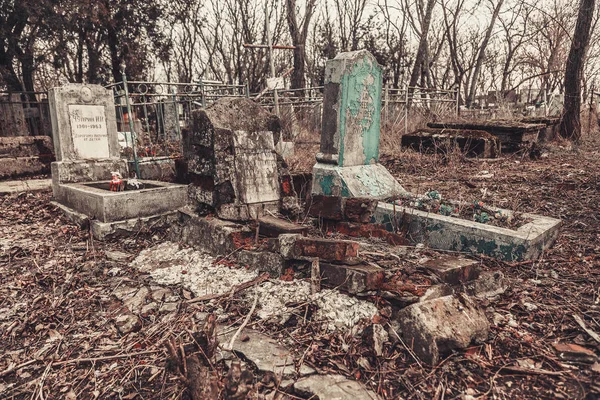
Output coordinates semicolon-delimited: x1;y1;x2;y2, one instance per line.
320;263;384;294
181;98;284;221
114;313;141;334
401;128;501;158
286;237;360;262
464;271;508;299
177;209;252;255
422;256;481;285
392;295;490;365
344;198;378;223
335;221;407;245
258;215;307;237
362;323;389;357
237;250;285;276
219;328;314;379
293;374;380;400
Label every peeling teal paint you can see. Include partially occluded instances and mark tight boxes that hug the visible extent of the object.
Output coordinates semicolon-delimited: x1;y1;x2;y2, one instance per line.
341;180;350;197
339;57;382;166
426;223;444;232
318;175;334;196
499;243;527;261
459;236;498;257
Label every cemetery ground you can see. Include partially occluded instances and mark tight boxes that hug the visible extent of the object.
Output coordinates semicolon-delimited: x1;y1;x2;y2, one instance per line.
1;134;600;399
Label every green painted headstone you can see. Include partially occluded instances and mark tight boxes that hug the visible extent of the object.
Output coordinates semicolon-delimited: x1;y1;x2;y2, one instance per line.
313;50;406;199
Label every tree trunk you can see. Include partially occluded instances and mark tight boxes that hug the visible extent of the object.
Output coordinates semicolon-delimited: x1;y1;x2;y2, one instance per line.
285;0;316;89
466;0;504;107
408;0;436;91
559;0;596;142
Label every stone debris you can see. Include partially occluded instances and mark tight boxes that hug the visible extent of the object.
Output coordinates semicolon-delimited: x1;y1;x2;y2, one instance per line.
218;328;314;379
104;250;132;263
391;294;490;365
465;270;509;299
131;242;378;331
421;255;481;285
293;374;381;400
114;313;141;334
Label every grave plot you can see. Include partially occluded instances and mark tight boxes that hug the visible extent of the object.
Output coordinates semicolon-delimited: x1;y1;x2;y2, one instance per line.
48;83;187;239
427;120;545;151
401;128;501;158
170;51;538;377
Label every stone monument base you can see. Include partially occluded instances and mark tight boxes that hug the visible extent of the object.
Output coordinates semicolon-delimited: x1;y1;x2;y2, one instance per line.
311;163;408;200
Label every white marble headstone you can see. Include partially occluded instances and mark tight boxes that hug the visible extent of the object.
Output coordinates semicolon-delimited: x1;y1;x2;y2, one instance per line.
68;105;110;159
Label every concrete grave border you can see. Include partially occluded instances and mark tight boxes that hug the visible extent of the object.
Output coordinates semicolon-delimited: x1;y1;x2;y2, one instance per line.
373;202;561;261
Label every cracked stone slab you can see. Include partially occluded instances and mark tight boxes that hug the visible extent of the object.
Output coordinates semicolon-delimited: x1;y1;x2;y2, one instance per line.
293;374;380;400
218;328;314;379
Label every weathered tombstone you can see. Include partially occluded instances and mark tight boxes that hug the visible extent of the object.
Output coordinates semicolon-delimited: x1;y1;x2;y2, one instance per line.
312;50;406;199
49;84;127;192
183;97;297;221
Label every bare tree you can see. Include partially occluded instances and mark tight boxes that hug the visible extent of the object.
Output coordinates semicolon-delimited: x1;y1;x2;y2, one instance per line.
466;0;504;107
333;0;370;51
285;0;317;89
407;0;437;92
559;0;597;141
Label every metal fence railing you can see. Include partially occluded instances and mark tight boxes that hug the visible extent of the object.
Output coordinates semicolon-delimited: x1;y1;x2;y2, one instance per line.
105;79;249;172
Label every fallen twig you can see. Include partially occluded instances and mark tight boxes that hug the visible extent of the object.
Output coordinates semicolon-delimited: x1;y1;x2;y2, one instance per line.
573;314;600;344
0;359;38;378
224;289;259;351
52;350;161;366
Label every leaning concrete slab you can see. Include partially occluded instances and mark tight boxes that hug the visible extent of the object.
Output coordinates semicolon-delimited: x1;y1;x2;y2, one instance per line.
373;202;561;261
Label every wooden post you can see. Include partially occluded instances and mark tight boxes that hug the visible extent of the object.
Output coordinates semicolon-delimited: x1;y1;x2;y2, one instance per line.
310;258;320;295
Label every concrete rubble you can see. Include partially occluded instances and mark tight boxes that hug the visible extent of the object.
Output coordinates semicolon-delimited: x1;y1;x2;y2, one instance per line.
293;374;381;400
131;242;378;330
391;294;490;365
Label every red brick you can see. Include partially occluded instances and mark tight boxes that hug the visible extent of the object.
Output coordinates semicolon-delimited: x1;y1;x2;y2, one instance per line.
422;256;480;284
343;198;378;223
320;263;385;294
292;237;359;262
308;195;343;220
335;222;408;246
